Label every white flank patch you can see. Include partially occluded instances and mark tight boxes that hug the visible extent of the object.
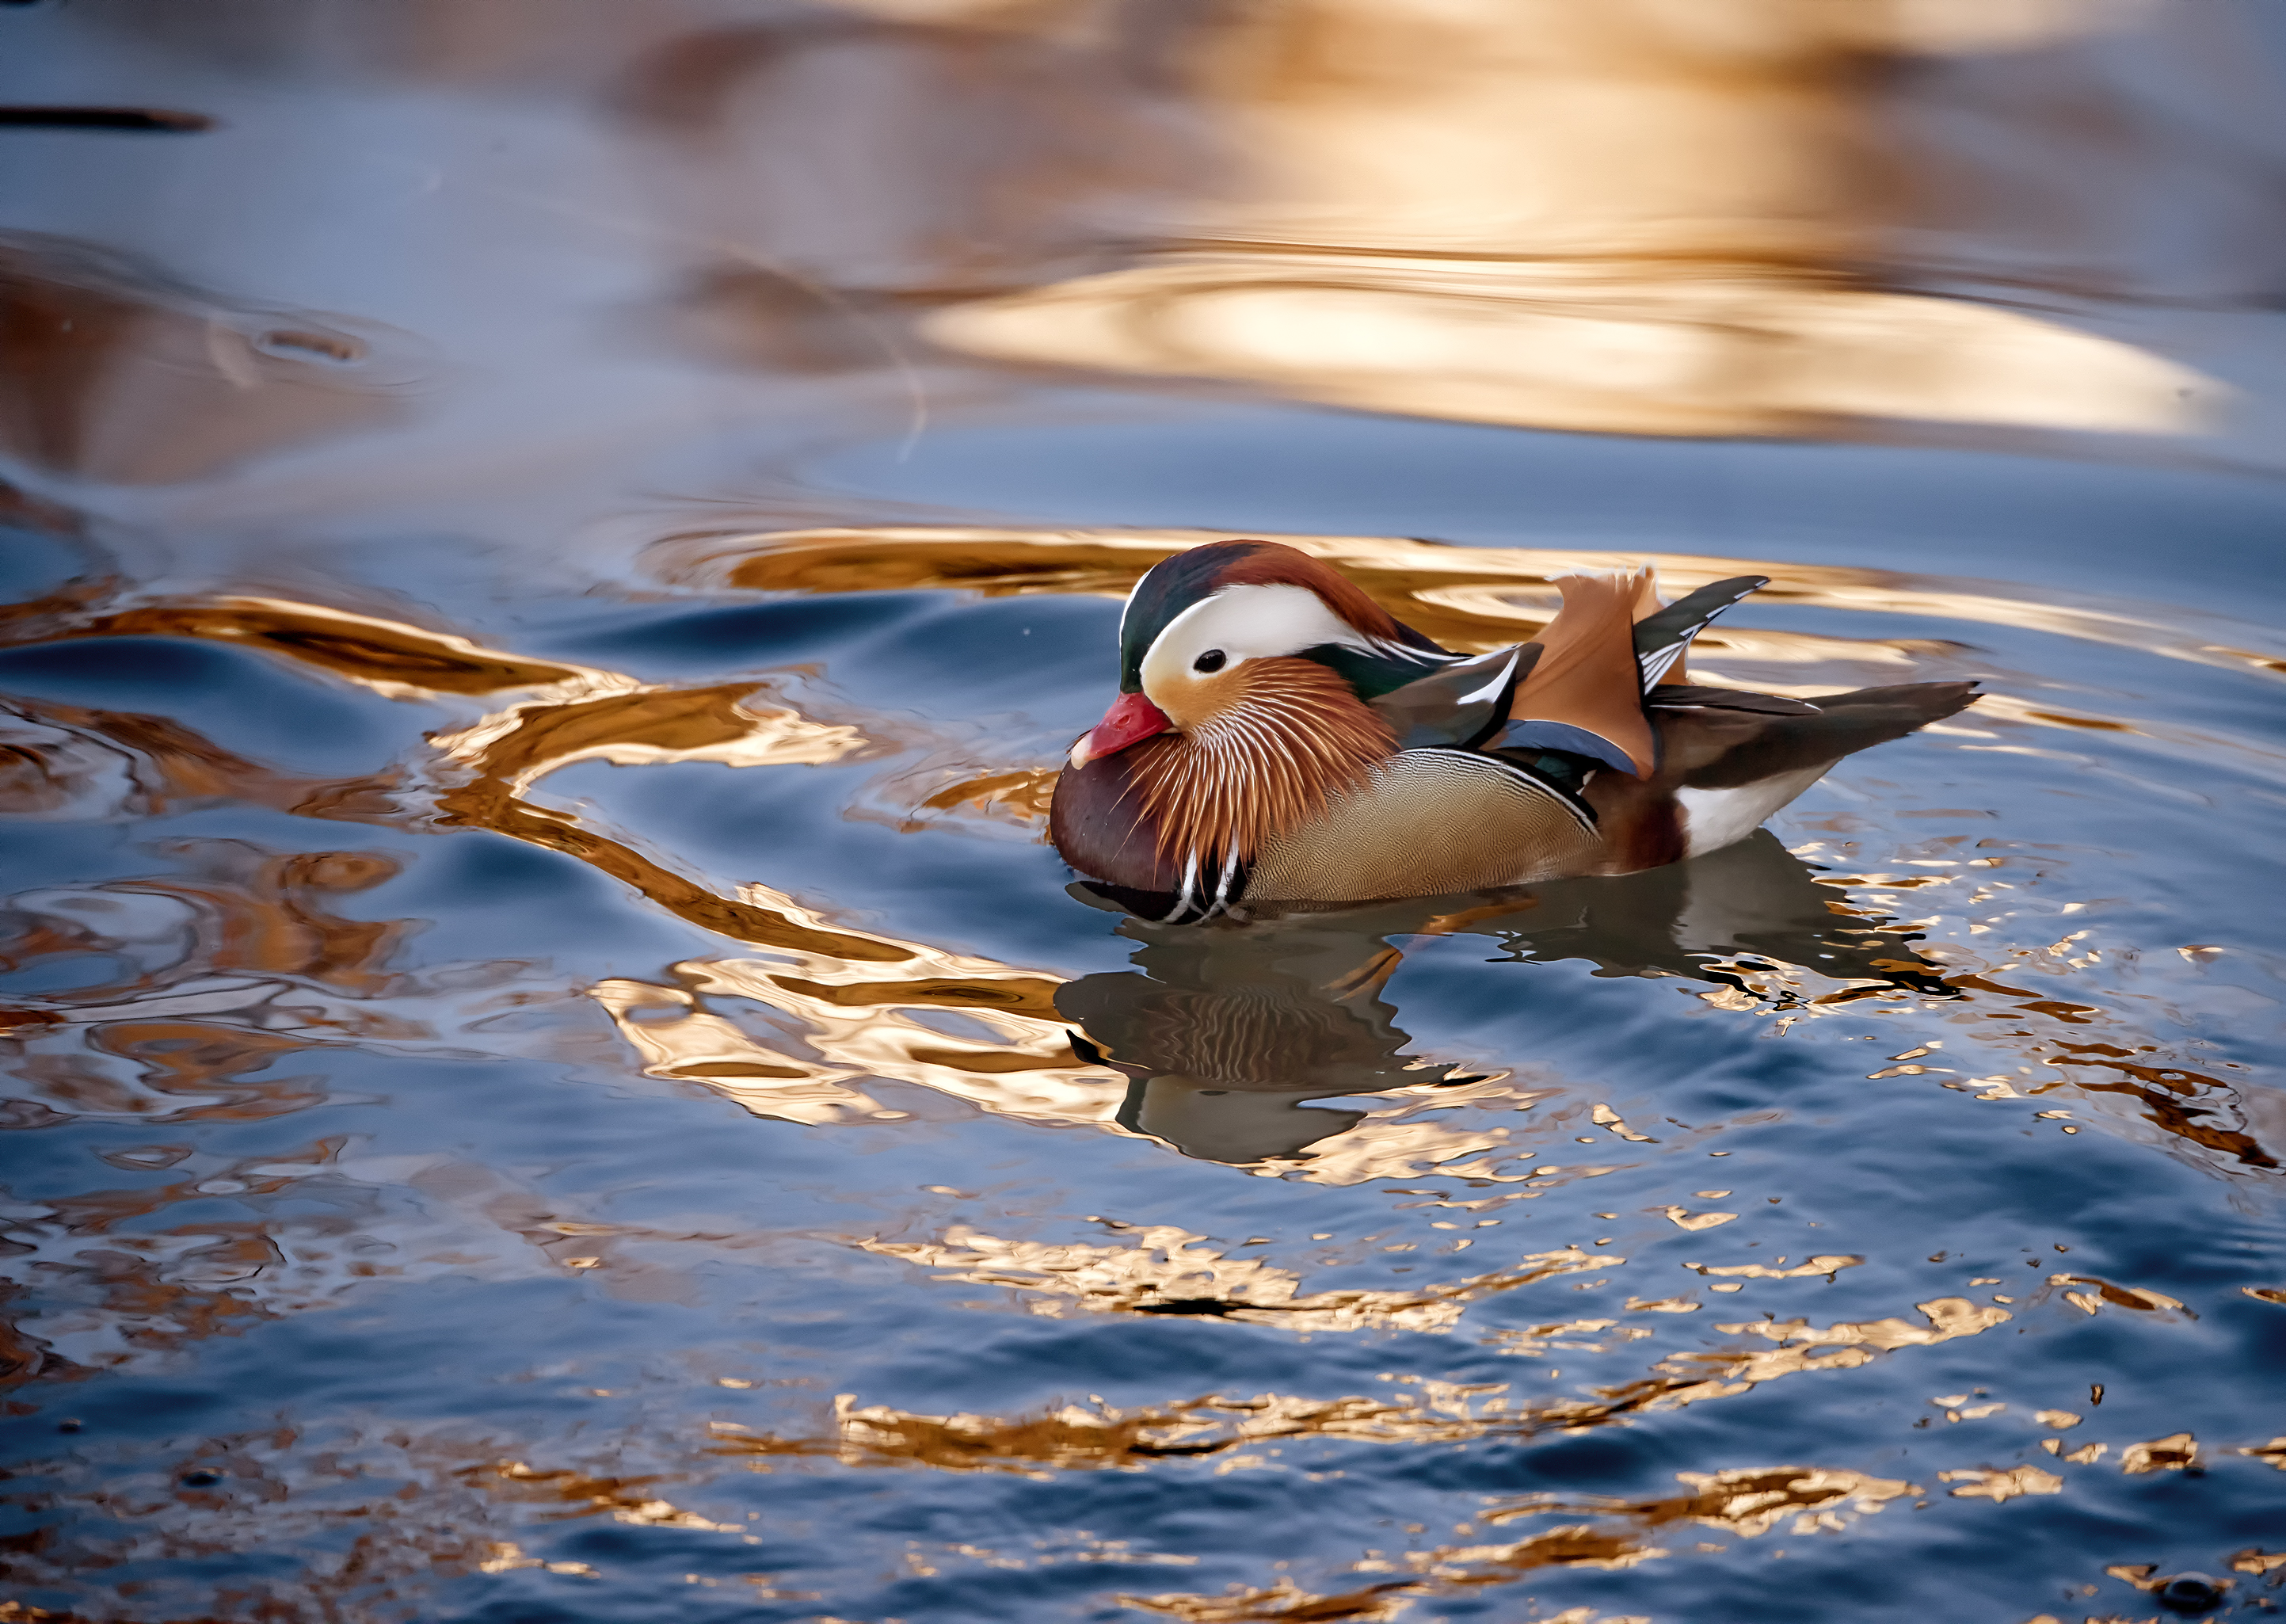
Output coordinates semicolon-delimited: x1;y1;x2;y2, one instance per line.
1677;765;1829;857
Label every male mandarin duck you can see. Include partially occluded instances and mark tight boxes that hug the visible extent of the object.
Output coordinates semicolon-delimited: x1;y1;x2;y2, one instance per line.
1049;540;1977;920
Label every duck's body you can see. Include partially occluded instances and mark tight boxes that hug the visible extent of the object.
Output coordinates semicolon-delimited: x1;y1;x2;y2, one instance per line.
1050;541;1975;919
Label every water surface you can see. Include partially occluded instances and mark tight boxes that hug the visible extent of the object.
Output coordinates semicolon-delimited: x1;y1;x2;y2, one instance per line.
4;6;2285;1622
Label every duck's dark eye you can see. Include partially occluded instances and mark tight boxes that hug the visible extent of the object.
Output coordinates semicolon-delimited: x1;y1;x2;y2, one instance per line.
1193;649;1227;673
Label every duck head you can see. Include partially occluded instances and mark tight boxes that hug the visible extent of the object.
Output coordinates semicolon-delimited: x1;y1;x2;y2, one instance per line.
1055;541;1451;903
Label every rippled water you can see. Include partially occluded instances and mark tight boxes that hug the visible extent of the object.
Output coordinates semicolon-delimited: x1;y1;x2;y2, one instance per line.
6;7;2286;1623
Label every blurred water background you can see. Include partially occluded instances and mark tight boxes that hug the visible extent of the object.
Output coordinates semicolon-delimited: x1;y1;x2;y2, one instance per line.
2;4;2284;1620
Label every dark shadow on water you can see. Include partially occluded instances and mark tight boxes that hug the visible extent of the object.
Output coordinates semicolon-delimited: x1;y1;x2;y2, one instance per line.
1057;830;1949;1165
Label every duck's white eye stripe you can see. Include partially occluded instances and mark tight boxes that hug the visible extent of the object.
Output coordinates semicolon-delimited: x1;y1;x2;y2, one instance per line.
1141;584;1389;693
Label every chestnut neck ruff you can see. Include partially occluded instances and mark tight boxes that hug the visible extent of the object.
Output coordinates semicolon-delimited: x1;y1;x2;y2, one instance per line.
1128;657;1396;876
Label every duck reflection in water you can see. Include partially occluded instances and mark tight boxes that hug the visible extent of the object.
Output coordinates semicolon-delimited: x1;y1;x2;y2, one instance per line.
1057;829;1948;1166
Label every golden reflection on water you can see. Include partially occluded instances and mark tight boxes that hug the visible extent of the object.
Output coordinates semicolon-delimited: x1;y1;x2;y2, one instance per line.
856;1226;1610;1334
682;1291;2029;1496
3;1273;2253;1621
931;247;2215;441
691;1293;2033;1480
15;0;2266;476
1117;1459;1923;1616
913;0;2250;442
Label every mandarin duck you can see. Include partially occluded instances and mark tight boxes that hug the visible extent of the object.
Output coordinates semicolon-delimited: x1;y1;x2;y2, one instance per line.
1049;540;1977;920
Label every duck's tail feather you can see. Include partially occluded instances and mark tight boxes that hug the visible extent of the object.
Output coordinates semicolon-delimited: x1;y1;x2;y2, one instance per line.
1647;684;1821;716
1633;575;1767;691
1682;680;1981;788
1507;569;1659;777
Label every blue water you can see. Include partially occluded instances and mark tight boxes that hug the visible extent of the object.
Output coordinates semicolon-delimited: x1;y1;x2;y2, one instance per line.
4;9;2285;1623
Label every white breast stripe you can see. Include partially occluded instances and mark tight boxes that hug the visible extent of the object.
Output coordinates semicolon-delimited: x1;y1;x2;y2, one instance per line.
1160;849;1202;923
1191;845;1244;922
